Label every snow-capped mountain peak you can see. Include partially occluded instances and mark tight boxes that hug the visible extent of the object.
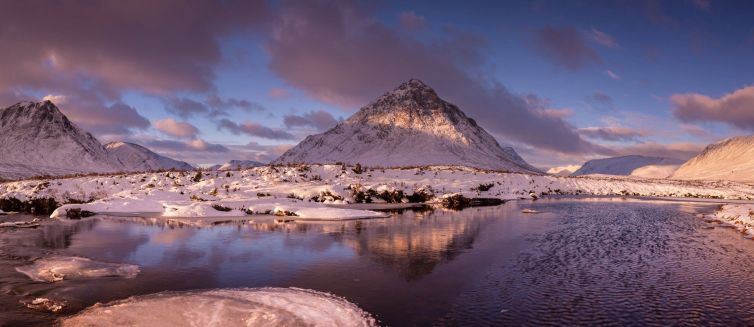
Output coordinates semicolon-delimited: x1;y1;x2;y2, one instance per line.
0;101;193;179
274;79;540;172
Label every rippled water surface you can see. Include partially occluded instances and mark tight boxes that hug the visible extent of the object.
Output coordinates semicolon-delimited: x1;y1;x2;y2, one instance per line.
2;198;754;326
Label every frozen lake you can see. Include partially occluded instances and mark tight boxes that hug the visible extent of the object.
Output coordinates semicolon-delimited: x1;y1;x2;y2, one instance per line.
2;198;754;326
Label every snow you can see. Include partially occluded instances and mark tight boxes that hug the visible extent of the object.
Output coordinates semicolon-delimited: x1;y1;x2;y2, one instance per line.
273;79;541;173
573;155;683;176
705;204;754;237
0;101;193;180
4;164;754;223
106;142;194;172
211;160;264;171
547;165;581;176
672;135;754;182
60;288;376;327
630;164;681;178
15;256;140;282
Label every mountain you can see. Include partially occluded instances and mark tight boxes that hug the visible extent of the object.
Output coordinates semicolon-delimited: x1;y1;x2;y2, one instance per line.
209;160;264;171
0;101;124;179
106;142;193;172
671;136;754;182
273;79;540;173
572;155;682;177
547;165;581;176
0;101;192;180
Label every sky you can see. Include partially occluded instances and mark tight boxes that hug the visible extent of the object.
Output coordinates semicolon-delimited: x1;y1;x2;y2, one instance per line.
2;0;754;169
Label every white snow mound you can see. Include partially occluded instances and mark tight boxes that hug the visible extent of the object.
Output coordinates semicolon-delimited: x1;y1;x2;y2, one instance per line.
15;256;140;282
60;288;376;327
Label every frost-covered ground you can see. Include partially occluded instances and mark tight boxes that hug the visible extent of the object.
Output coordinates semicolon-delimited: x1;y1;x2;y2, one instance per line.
1;164;754;220
708;204;754;238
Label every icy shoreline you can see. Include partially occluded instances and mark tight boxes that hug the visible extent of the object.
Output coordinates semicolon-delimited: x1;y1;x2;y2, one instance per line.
1;164;753;221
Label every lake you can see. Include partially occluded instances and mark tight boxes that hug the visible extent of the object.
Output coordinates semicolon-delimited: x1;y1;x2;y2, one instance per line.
2;198;754;326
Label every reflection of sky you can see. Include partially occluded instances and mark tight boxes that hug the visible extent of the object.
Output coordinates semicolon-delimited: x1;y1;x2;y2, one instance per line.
110;223;355;285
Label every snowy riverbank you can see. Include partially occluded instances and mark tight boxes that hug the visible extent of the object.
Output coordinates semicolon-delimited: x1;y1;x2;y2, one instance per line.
1;164;753;220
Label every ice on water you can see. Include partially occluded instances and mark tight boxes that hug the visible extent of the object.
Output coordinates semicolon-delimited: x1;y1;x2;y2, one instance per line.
61;288;376;327
15;256;140;282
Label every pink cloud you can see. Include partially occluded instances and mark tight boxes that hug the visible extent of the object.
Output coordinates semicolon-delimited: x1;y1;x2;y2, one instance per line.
154;119;199;138
671;85;754;130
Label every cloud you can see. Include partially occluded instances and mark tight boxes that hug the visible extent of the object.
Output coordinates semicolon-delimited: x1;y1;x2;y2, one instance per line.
154;118;199;138
0;1;269;94
577;126;648;142
283;110;338;131
605;70;621;80
591;28;619;48
53;92;151;136
693;0;711;11
586;92;614;110
218;119;296;140
165;95;264;118
671;85;754;130
268;88;290;99
144;139;228;153
611;142;704;160
0;1;269;138
398;11;427;30
532;26;602;70
266;1;599;154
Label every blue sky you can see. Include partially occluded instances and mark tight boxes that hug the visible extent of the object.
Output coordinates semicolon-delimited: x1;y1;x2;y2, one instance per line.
2;0;754;168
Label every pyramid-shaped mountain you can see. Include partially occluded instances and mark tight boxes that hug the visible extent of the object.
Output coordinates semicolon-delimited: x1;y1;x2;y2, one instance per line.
274;79;540;173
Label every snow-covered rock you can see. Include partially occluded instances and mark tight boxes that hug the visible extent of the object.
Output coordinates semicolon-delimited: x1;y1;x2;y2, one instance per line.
573;155;682;177
672;135;754;182
106;142;193;172
210;159;264;171
273;79;540;173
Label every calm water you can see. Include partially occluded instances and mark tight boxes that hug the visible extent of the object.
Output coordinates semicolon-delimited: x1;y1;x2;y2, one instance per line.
2;198;754;326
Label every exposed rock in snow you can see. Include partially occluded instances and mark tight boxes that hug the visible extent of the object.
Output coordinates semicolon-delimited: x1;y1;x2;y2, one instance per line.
210;160;264;171
106;142;193;172
671;135;754;182
0;101;194;180
274;79;540;173
15;256;140;282
60;288;376;327
0;101;123;179
547;165;581;176
573;155;682;177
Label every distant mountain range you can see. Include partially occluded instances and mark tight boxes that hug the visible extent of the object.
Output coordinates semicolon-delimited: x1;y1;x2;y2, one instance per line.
0;101;192;180
209;160;264;171
273;79;540;173
572;155;683;178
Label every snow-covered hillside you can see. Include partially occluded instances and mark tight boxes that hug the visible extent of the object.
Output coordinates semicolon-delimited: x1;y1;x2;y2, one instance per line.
274;79;540;173
573;155;682;177
1;164;751;222
107;142;193;172
672;135;754;182
209;160;264;171
0;101;193;180
0;101;123;179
